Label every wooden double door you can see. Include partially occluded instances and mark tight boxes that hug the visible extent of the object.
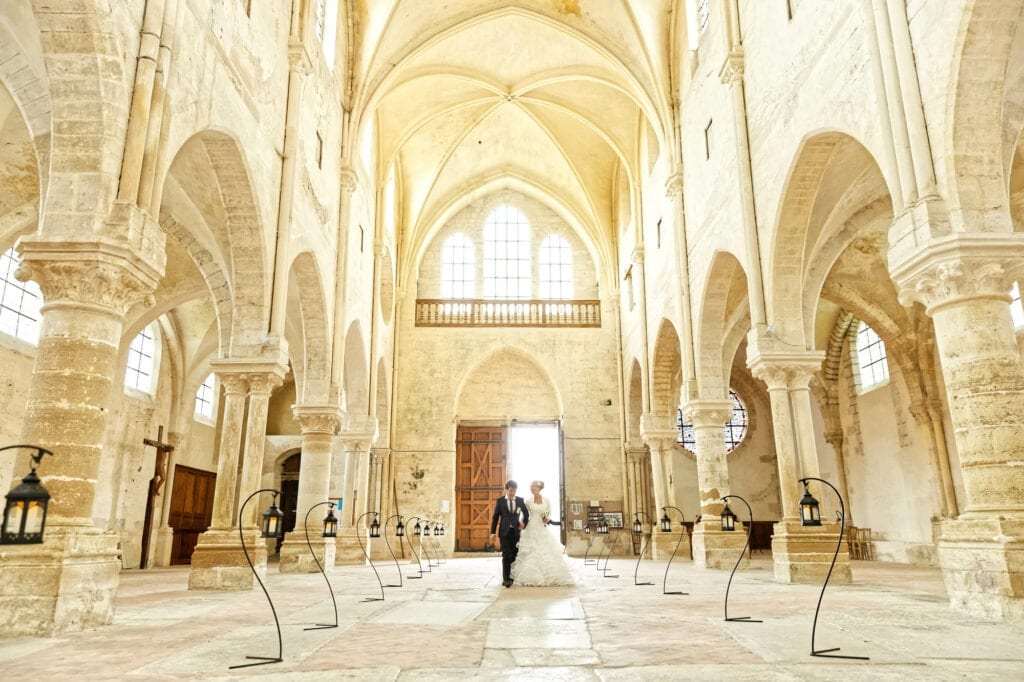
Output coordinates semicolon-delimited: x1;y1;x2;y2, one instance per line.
167;465;216;565
455;426;507;551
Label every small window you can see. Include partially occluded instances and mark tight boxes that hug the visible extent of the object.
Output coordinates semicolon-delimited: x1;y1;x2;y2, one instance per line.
195;373;216;420
0;247;42;344
624;266;635;311
1010;282;1023;329
125;326;157;394
855;320;889;390
538;235;572;300
441;233;475;299
676;390;748;453
704;119;713;159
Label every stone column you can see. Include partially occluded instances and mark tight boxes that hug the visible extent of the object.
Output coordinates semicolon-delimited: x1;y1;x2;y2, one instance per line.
188;360;285;590
335;427;376;565
749;352;850;584
685;400;748;569
0;223;164;635
279;406;341;573
368;447;392;560
892;236;1024;619
641;415;690;561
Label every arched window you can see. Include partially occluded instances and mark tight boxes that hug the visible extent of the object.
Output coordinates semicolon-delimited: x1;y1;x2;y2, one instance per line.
194;373;216;420
1011;282;1023;329
441;233;474;298
0;247;42;344
855;320;889;390
316;0;338;71
483;205;531;299
538;235;572;300
676;390;748;452
125;325;157;394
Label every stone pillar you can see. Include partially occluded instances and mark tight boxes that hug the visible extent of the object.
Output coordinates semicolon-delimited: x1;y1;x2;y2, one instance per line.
279;406;341;573
188;360;286;590
641;416;690;561
335;427;376;565
749;352;850;584
368;448;391;560
892;235;1024;620
0;220;164;635
685;400;748;569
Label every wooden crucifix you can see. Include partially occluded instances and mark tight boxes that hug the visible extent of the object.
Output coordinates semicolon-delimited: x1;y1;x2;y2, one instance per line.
140;425;175;569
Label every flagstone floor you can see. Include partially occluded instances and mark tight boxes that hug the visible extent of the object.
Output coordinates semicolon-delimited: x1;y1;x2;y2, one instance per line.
1;553;1022;680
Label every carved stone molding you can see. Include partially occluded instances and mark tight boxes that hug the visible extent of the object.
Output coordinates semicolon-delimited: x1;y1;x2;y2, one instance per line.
890;234;1024;314
718;49;744;85
748;351;825;390
246;372;284;396
681;400;734;429
16;259;157;316
292;404;342;436
664;172;684;199
217;374;249;396
339;166;357;193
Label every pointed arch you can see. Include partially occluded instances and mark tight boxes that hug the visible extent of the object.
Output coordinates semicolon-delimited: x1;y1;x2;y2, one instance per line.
343;320;369;417
287;251;331;404
696;251;750;400
455;345;562;418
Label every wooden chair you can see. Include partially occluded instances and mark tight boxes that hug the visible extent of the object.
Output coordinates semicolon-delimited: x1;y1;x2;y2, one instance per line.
856;527;874;560
846;526;862;560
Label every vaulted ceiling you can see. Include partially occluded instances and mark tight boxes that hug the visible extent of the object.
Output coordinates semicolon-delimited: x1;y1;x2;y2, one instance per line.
349;1;687;282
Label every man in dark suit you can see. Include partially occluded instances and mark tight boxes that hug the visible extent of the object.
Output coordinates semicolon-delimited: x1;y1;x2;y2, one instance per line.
490;479;530;587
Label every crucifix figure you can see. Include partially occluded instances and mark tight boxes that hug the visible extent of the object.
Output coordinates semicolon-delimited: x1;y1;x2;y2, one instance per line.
140;425;175;569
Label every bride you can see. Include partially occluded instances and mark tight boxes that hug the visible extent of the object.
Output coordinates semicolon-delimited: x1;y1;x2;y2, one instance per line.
511;480;577;586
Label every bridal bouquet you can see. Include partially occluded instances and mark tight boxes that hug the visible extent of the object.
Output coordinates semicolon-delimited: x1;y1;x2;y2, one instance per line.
541;513;550;524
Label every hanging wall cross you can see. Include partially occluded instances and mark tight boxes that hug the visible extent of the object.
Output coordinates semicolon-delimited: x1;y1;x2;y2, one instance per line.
143;425;175;496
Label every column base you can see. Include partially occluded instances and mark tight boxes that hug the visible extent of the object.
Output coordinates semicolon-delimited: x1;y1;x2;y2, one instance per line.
278;532;335;573
152;526;174;568
0;525;121;636
651;530;691;562
334;528;369;565
187;528;267;590
937;515;1024;621
771;520;851;585
692;525;750;569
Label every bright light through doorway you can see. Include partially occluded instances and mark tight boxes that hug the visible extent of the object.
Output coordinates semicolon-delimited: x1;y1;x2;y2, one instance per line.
508;422;562;535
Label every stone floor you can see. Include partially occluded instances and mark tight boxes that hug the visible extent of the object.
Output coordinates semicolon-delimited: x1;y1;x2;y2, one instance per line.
1;552;1022;680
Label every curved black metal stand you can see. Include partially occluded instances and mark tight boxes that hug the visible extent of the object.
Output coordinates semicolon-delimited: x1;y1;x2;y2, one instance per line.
229;489;283;669
632;511;654;586
302;501;339;630
583;527;597;565
800;477;869;661
422;525;440;567
661;505;690;596
356;511;385;602
721;495;761;623
407;517;426;577
598;529;620;578
382;514;404;587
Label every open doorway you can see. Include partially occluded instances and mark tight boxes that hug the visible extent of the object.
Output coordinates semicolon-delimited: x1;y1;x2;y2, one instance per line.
507;422;563;536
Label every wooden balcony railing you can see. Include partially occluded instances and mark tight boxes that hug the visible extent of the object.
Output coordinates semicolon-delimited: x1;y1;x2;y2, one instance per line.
415;298;601;327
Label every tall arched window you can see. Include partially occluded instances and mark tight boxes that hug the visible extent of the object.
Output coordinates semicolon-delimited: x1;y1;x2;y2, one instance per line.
538;235;572;299
195;373;216;420
855;320;889;390
441;233;474;298
0;247;42;344
125;325;157;394
483;205;531;299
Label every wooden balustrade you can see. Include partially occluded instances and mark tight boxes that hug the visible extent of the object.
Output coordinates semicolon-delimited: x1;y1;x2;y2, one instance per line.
414;298;601;327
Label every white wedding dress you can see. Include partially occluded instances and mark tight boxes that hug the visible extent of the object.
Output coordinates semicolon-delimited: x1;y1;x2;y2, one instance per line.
511;496;578;586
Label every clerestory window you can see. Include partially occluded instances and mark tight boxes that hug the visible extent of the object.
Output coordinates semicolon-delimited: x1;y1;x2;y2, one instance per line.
441;233;475;299
194;373;216;420
855;320;889;391
483;205;531;299
125;325;157;394
538;235;572;300
0;247;42;345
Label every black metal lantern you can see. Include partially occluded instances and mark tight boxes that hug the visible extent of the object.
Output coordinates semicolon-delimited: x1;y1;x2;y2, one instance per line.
597;518;609;535
632;514;643;534
413;520;422;536
322;505;338;538
584;523;591;535
262;497;284;538
421;521;431;536
659;512;671;533
720;503;737;532
1;446;53;545
433;522;441;536
799;483;822;526
396;517;405;537
438;523;446;536
369;514;381;538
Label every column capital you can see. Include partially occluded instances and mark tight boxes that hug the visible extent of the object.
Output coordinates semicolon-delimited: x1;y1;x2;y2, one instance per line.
718;49;744;85
890;233;1024;314
681;399;734;429
631;245;645;265
340;166;358;193
664;171;684;199
625;446;650;464
747;351;825;390
640;413;678;450
342;415;378;443
292;404;342;435
209;358;288;396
